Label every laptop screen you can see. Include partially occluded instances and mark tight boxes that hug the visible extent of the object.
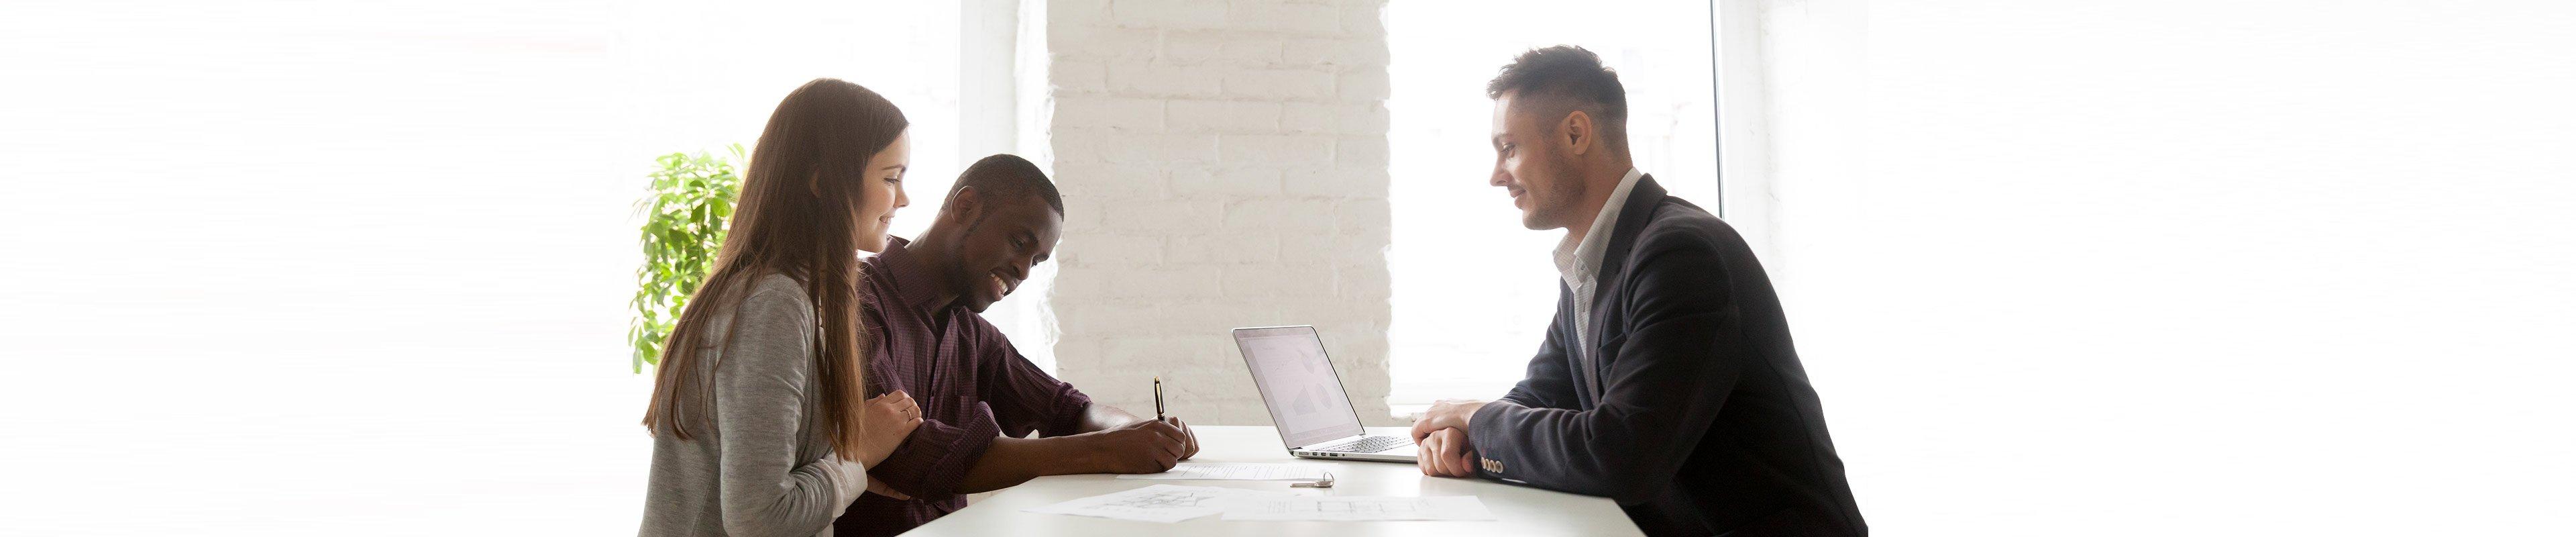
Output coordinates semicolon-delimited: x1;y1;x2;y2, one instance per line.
1232;326;1365;448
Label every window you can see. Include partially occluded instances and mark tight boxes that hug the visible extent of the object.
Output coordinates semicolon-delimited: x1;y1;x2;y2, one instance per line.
1383;1;1721;413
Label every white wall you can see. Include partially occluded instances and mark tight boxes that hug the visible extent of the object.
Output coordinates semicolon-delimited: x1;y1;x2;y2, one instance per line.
1725;0;2576;534
1041;0;1399;426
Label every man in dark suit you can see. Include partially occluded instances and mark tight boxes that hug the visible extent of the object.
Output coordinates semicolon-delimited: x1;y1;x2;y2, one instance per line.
1407;46;1866;536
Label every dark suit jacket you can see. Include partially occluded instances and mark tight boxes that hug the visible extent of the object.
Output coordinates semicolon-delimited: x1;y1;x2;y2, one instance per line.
1466;176;1866;536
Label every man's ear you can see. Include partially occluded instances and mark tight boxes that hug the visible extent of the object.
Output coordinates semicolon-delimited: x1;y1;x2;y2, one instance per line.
1561;109;1595;157
943;186;983;226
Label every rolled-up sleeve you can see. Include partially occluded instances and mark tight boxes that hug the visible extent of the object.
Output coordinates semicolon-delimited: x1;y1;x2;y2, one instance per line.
865;409;1001;499
861;317;1090;499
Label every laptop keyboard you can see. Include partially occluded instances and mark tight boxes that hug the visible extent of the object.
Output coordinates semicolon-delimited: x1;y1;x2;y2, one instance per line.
1314;435;1409;453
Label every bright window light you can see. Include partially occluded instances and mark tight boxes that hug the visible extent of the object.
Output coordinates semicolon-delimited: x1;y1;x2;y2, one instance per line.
1383;0;1718;413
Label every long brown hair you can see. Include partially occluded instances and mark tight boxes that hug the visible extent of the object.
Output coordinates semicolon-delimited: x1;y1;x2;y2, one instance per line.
644;79;907;459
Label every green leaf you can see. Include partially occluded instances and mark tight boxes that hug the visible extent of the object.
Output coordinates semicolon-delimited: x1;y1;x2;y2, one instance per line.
629;144;746;372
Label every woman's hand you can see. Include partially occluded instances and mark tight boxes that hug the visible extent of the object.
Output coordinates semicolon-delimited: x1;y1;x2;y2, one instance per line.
854;390;921;467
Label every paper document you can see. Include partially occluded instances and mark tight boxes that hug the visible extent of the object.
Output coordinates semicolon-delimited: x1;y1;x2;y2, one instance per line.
1113;462;1331;481
1020;484;1280;524
1218;495;1497;522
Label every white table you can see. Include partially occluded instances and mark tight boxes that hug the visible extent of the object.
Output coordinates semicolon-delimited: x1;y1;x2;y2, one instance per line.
898;426;1643;536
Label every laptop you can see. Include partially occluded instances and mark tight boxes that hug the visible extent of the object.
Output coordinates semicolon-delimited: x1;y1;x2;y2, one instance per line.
1230;326;1419;462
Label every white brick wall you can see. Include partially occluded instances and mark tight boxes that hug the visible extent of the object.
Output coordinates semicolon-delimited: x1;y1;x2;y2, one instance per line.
1041;0;1397;426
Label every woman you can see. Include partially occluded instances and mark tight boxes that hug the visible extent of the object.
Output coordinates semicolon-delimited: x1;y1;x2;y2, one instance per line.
639;78;920;537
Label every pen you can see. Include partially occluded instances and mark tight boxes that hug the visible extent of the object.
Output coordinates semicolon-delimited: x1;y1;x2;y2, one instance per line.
1153;376;1166;420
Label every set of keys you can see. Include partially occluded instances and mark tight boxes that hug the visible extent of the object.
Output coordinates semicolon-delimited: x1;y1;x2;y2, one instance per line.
1289;471;1336;488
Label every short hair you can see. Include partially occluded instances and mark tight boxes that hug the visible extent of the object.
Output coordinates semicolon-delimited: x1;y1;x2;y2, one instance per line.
951;154;1064;215
1485;45;1627;149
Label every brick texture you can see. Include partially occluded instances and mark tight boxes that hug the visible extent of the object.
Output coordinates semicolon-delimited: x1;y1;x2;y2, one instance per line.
1042;0;1397;426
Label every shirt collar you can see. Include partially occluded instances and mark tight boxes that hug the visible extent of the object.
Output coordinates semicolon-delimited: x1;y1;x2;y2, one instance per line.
1553;167;1646;287
871;236;953;314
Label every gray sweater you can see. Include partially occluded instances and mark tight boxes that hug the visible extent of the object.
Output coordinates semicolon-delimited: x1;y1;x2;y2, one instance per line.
640;273;870;537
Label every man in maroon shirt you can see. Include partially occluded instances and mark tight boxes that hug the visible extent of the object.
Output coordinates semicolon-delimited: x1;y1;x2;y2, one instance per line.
834;154;1199;537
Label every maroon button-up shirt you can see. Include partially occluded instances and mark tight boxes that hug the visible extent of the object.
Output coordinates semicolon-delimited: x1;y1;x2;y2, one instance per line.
833;238;1093;537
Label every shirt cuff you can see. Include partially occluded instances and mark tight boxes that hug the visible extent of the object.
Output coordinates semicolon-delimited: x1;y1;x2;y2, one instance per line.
818;454;868;515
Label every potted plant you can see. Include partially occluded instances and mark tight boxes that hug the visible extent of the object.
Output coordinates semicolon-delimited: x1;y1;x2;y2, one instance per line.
629;145;743;372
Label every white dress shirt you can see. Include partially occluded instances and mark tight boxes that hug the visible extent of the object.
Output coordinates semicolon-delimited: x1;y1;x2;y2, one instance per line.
1551;166;1645;386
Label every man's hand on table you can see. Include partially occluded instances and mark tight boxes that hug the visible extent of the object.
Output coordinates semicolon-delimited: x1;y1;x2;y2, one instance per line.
1416;427;1478;477
1409;398;1489;441
1411;399;1489;477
